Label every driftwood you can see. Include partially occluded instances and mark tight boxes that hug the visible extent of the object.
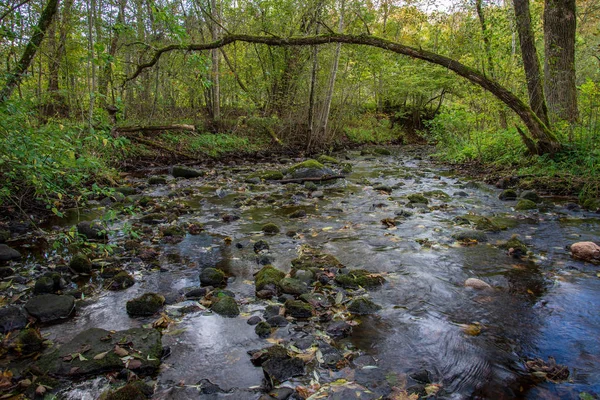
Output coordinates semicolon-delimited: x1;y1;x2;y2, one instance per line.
115;124;196;134
273;175;345;184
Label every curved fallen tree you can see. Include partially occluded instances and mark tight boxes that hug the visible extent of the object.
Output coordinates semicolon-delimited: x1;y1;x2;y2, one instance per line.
125;33;561;155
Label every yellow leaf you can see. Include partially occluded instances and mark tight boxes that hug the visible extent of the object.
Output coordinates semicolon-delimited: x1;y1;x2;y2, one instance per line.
102;138;108;146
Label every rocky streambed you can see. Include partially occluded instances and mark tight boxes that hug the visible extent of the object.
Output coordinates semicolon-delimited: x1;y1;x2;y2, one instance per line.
1;147;599;399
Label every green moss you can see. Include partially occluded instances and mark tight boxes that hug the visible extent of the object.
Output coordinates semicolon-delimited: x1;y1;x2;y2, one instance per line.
583;198;600;211
200;268;226;287
317;155;339;164
287;159;325;173
211;296;239;317
454;215;502;232
341;163;353;174
104;383;148;400
126;293;165;316
291;248;344;270
373;148;392;155
255;266;286;292
423;190;450;199
148;176;167;185
499;234;528;254
348;297;381;314
407;193;428;204
161;225;184;236
499;189;517;201
255;321;272;338
109;271;134;290
70;252;92;273
13;328;45;353
515;199;537;211
521;190;541;203
334;269;386;289
284;299;313;319
278;277;309;295
262;223;280;235
260;170;284;180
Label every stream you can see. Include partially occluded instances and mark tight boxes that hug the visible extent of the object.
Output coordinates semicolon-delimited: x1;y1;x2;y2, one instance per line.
1;147;599;399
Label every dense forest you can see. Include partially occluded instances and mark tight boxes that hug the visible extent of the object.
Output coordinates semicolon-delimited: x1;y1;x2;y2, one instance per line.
3;2;600;400
0;0;599;213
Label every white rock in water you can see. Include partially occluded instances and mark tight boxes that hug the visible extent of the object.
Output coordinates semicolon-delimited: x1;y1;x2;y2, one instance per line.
464;278;492;290
570;242;600;263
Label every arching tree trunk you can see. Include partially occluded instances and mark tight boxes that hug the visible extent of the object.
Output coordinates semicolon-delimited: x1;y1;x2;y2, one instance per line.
125;33;562;154
0;0;60;104
513;0;550;128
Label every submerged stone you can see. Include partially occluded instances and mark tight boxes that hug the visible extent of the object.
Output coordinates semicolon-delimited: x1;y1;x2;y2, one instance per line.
278;277;308;295
262;223;280;235
452;230;488;243
288;209;307;219
108;271;135;290
255;321;272;338
148;175;167;185
407;193;428;204
126;293;165;316
454;215;502;232
25;294;75;323
317;154;339;164
521;190;541;203
499;189;517;201
464;278;492;290
500;235;529;257
36;327;162;377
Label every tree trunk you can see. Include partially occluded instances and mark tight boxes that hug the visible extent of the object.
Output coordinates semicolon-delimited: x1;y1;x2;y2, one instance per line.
475;0;495;78
126;33;562;154
544;0;578;123
99;0;125;105
210;0;220;121
513;0;551;128
0;0;60;104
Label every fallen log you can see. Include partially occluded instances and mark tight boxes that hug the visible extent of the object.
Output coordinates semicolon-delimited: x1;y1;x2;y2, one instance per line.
115;124;196;134
273;175;345;184
128;135;204;161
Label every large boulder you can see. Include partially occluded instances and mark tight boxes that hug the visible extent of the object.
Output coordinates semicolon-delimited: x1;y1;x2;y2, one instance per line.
287;159;335;180
211;296;239;317
25;294;75;323
570;242;600;264
0;244;21;262
278;277;308;296
36;327;162;377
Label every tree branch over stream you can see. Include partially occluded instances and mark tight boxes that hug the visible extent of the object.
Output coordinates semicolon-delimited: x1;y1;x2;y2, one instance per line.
124;33;561;154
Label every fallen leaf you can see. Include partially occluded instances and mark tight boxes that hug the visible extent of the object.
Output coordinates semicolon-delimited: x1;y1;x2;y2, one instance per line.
114;345;129;357
127;359;143;369
35;385;46;396
93;351;108;360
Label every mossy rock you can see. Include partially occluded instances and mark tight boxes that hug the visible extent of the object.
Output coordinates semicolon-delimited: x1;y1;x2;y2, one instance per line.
102;383;149;400
284;299;313;319
304;182;318;191
114;186;137;196
69;253;92;274
255;266;286;292
407;193;428;204
200;268;226;287
140;213;167;225
373;185;393;194
172;166;203;178
148;176;167;185
259;170;284;180
255;321;272;338
262;223;280;235
521;190;541;203
11;328;45;354
108;271;135;291
126;293;165;316
499;189;518;201
348;297;382;315
35;327;162;378
340;163;353;174
161;225;185;237
373;148;392;155
211;296;239;317
499;235;528;255
452;230;488;243
423;190;450;199
34;276;57;294
334;269;385;289
317;155;339;164
291;248;344;270
454;215;502;232
515;199;537;211
77;221;107;240
137;196;155;207
278;277;309;295
287;159;325;173
288;210;307;219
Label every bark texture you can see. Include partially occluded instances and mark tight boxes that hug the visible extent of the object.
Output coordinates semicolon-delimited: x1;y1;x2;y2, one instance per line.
544;0;578;122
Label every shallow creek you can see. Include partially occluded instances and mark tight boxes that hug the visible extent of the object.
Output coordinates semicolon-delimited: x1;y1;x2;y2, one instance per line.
6;148;600;399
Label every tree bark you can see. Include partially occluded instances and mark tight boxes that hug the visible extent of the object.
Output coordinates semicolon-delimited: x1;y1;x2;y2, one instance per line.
513;0;550;128
99;0;125;105
0;0;60;104
475;0;495;78
544;0;578;123
210;0;220;121
125;33;562;154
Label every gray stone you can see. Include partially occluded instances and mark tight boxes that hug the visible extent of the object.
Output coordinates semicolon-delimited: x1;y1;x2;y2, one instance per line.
77;221;107;240
0;244;21;262
0;306;28;333
25;294;75;322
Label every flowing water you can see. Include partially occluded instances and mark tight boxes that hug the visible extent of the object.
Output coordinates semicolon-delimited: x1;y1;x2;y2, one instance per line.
5;148;600;399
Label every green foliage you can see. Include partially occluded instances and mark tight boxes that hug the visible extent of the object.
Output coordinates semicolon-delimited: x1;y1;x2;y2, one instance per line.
0;102;125;209
343;114;400;144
